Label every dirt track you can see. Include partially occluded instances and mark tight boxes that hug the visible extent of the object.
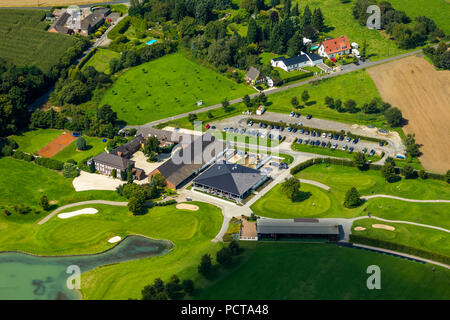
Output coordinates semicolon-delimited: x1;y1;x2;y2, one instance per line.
38;131;76;157
367;56;450;173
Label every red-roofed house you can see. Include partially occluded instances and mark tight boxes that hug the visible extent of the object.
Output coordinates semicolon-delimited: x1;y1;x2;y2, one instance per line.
318;36;351;59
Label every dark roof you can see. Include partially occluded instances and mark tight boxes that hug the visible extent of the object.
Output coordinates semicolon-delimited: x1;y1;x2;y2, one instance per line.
136;127;179;143
52;12;71;33
271;57;285;62
81;8;110;30
93;152;134;170
155;133;224;188
307;52;322;61
194;163;265;196
111;135;145;157
281;55;309;67
257;219;339;235
246;67;260;81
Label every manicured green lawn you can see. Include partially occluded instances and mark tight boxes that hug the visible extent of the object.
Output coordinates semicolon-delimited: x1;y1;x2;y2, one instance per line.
0;201;223;299
10;129;63;154
195;242;450;299
0;157;124;213
266;70;386;126
352;218;450;258
389;0;450;34
251;164;450;228
82;48;121;74
298;163;450;200
100;53;255;125
52;136;107;163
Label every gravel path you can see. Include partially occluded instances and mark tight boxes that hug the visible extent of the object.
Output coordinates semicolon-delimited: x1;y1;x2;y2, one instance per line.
37;200;128;225
361;194;450;203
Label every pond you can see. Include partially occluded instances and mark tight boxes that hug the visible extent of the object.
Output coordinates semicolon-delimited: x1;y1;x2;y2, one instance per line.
0;235;173;300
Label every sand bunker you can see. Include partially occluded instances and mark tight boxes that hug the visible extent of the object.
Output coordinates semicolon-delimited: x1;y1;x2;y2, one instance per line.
354;227;366;231
57;208;98;219
372;224;395;231
176;203;199;211
108;236;122;243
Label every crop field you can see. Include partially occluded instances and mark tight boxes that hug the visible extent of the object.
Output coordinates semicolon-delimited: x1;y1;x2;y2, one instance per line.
367;56;450;173
0;9;78;72
196;242;450;300
82;48;120;74
100;53;255;125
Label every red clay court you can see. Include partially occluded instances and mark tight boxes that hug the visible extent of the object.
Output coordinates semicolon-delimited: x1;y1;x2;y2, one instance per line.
37;132;77;158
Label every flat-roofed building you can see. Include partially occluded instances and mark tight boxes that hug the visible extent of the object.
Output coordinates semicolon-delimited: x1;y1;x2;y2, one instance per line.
256;218;340;241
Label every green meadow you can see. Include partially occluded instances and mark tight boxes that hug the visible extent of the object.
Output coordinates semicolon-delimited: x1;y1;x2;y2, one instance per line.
11;128;63;154
82;48;121;74
196;242;450;300
52;136;107;163
100;53;254;125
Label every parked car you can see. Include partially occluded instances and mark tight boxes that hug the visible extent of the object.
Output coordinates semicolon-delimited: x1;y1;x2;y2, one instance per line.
349;147;354;153
379;141;384;146
309;140;315;145
211;126;216;130
248;121;253;126
297;138;303;144
342;144;348;150
280;162;289;169
295;113;300;118
334;134;339;140
307;114;312;119
305;130;310;135
275;125;280;130
280;127;284;131
317;131;321;137
322;132;327;138
186;197;192;201
353;138;359;144
321;141;327;147
362;148;367;153
240;128;245;134
270;125;274;129
223;127;228;132
312;131;316;137
292;128;297;133
258;122;262;128
332;143;337;149
234;128;239;133
278;135;283;141
287;127;292;132
263;123;268;128
339;135;344;141
315;140;321;146
290;111;294;117
205;124;210;129
369;149;376;156
300;129;305;134
304;139;310;144
346;137;351;142
268;134;273;139
297;122;303;126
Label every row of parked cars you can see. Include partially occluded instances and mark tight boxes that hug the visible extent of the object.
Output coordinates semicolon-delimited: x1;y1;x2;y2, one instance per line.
289;111;312;119
296;137;376;156
222;125;284;141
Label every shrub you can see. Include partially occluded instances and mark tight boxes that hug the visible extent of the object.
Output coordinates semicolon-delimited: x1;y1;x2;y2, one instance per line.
182;279;194;295
62;162;79;178
76;137;87;151
12;150;34;162
216;247;233;266
344;187;361;208
198;254;212;276
418;170;428;179
35;157;64;170
39;194;50;211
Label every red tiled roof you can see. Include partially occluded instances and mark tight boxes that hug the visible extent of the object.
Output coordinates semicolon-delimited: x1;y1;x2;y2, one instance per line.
322;36;350;55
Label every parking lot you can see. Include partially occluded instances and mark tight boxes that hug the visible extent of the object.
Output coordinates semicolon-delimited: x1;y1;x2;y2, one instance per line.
208;111;406;159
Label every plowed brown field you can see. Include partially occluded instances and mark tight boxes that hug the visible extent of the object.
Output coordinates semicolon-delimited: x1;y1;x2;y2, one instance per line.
367;56;450;173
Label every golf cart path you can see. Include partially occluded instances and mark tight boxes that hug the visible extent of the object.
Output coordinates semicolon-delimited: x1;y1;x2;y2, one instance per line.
362;194;450;203
37;200;128;225
351;215;450;233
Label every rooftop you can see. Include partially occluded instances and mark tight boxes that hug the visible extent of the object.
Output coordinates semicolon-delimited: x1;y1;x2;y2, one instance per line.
322;36;350;55
257;218;339;235
93;152;135;170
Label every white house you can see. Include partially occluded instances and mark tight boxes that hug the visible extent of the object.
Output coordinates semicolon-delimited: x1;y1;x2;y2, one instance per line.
318;36;351;59
271;52;323;72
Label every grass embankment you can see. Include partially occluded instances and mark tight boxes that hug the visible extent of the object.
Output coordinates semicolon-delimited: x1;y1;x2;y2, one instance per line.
0;157;124;213
51;136;107;163
82;48;121;74
100;52;254;125
352;218;450;258
0;9;78;72
195;242;450;300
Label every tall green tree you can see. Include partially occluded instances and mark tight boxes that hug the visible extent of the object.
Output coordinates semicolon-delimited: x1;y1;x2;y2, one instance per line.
198;254;213;276
312;8;325;32
344;187;361;208
281;177;300;201
247;18;259;44
301;4;312;27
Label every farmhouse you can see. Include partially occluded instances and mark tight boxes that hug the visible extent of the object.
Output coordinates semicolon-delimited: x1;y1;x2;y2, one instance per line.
148;132;227;189
80;7;111;36
136;127;180;148
271;52;323;72
193;162;268;203
318;36;351;59
256;218;340;241
245;67;266;85
49;12;73;35
111;134;146;158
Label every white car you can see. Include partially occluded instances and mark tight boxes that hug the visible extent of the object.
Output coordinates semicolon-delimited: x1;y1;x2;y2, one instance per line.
342;144;348;150
322;132;327;138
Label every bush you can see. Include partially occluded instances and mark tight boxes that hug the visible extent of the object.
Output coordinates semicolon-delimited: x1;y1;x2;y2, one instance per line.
216;247;233;266
76;137;87;151
344;187;361;208
12;150;34;162
62;162;79;178
35;157;64;170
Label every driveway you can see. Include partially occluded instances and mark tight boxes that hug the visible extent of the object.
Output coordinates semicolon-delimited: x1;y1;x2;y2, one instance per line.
73;171;124;191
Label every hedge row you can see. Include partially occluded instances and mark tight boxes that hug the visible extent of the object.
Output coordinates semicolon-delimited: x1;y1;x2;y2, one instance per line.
247;118;388;144
289;157;446;183
35;157;64;171
153;199;177;207
12;150;34;162
108;16;131;40
350;234;450;265
78;47;98;69
282;71;313;84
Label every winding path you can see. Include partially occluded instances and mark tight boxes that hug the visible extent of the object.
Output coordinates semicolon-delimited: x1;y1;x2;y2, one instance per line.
37;200;128;225
361;194;450;203
351;215;450;233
